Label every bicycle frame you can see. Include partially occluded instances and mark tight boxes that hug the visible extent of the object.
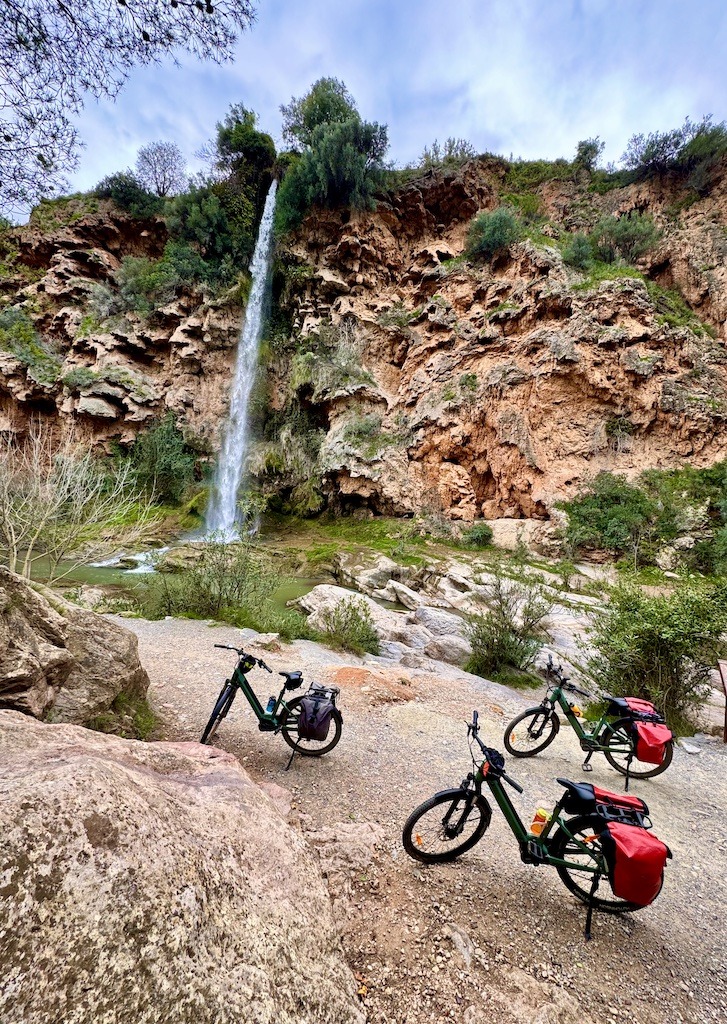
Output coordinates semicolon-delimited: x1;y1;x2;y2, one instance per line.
454;760;599;876
227;662;295;733
540;685;614;749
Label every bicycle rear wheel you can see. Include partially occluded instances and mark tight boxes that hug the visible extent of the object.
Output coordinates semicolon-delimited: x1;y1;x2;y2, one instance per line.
551;814;640;914
402;789;492;864
280;696;343;757
201;683;235;745
602;718;674;779
504;706;560;757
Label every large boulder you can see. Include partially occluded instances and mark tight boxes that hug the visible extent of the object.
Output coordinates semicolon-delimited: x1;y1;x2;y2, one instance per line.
0;712;364;1024
0;568;148;722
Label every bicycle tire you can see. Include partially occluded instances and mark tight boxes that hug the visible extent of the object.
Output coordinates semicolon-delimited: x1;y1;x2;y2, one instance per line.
503;707;560;757
280;695;343;757
601;718;674;779
201;683;235;745
550;814;641;914
402;789;492;864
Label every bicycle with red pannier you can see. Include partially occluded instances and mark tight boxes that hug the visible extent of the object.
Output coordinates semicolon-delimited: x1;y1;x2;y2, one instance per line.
403;711;672;938
503;657;674;788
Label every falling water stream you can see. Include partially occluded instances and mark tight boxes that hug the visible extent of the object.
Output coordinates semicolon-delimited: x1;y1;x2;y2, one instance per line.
205;180;278;539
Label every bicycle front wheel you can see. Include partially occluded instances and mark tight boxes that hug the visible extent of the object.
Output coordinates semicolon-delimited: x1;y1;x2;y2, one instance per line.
551;814;641;914
504;707;560;757
602;718;674;779
280;696;343;757
201;683;235;745
402;789;492;864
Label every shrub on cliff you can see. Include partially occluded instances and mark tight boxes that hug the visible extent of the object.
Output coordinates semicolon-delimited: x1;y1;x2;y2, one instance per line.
94;172;164;218
622;115;727;192
562;232;593;270
465;206;523;260
589;212;660;264
276;116;388;233
275;79;388;233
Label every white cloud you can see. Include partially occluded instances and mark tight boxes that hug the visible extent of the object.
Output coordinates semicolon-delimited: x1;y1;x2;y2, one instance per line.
67;0;727;191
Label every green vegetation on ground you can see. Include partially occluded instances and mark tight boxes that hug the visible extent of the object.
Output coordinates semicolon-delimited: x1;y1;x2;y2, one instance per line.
559;463;727;573
586;580;727;732
465;569;553;684
319;595;380;656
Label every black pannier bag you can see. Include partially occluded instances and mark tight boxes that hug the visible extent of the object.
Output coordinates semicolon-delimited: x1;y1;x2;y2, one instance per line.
598;821;671;906
297;683;340;741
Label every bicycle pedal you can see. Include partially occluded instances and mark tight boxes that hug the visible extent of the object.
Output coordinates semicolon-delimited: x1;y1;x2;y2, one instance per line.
582;761;593;771
522;840;548;864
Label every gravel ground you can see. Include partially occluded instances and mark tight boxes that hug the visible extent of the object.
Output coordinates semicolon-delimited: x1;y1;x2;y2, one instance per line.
117;615;727;1024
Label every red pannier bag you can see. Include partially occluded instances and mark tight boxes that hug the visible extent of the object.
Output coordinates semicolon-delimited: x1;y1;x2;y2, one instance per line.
624;697;657;715
599;822;671;906
558;779;648;819
633;722;673;764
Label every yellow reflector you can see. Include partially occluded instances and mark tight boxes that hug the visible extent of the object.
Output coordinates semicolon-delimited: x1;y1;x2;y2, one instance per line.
415;834;423;846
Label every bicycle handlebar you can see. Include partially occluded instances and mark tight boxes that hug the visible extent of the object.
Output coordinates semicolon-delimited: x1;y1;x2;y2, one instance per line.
213;644;273;672
546;655;592;699
468;711;523;793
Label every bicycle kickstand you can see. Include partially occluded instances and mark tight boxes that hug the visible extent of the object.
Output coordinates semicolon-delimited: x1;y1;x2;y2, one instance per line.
581;750;594;772
284;747;296;772
584;871;601;941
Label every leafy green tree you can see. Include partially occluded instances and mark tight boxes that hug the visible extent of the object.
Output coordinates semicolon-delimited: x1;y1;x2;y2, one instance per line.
573;137;604;173
214;104;276;176
465;206;523;260
276;116;388;232
280;77;357;149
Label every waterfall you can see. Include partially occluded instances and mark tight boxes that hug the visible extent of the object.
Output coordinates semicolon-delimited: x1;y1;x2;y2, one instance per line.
205;180;277;539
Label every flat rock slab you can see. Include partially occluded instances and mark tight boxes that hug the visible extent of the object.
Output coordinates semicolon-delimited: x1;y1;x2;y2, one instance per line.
0;711;363;1024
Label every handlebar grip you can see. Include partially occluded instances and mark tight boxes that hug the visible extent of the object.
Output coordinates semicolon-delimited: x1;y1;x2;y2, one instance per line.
472;710;479;730
213;644;228;649
503;773;524;794
259;660;273;673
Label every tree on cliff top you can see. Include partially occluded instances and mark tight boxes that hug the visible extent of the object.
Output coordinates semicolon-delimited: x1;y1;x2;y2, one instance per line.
0;0;256;215
135;141;188;198
280;77;358;149
276;79;388;234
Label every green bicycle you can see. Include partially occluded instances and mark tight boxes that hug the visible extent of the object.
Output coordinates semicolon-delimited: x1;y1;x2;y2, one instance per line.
503;657;674;782
402;711;671;936
201;644;343;757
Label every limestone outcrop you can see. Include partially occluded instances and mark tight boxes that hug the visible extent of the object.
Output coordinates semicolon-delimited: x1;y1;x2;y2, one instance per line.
273;158;727;518
0;568;148;721
0;712;363;1024
1;163;727;521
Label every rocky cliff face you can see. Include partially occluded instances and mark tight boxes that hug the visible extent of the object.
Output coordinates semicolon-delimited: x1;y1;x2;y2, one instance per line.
275;159;727;519
0;197;240;448
1;165;726;520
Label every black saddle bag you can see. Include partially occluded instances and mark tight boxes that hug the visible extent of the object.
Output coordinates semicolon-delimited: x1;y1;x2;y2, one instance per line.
297;683;339;741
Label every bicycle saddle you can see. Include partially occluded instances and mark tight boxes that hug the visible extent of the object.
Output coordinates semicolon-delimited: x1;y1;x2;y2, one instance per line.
279;670;303;689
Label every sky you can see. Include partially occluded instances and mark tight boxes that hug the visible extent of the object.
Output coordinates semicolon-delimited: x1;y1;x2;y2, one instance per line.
68;0;727;191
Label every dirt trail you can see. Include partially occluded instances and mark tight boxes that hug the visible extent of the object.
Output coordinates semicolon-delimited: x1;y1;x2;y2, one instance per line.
119;615;727;1024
